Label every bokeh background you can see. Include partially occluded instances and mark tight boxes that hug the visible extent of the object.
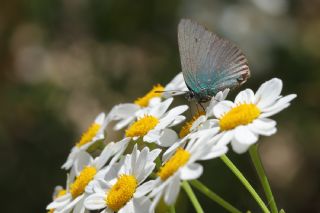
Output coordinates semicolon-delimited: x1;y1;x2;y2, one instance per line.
1;0;320;212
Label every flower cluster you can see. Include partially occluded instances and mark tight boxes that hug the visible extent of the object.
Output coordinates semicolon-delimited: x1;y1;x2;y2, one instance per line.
47;73;296;213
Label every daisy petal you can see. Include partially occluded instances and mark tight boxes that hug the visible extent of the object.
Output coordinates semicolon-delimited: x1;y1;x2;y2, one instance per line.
213;101;234;118
164;176;181;205
46;194;71;209
263;94;297;113
157;128;178;147
256;78;283;109
180;163;203;180
231;138;251;154
84;193;106;210
199;145;228;160
234;126;258;144
235;89;255;104
135;180;157;198
118;200;133;213
150;98;173;118
133;197;153;213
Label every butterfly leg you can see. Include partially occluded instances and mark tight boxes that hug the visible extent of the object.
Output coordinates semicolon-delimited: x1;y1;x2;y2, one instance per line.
199;103;206;112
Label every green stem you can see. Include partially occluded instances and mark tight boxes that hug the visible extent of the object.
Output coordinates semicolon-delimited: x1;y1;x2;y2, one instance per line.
249;144;278;213
220;155;270;213
182;181;204;213
190;180;242;213
169;205;176;213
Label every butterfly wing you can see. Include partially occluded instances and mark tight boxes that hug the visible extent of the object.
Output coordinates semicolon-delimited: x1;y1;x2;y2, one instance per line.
178;19;250;97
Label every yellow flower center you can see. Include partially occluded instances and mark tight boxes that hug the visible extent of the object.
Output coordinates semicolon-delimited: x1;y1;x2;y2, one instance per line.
76;123;101;147
125;115;159;137
219;103;261;131
179;112;205;138
106;175;138;211
70;166;97;198
134;84;164;107
158;148;190;180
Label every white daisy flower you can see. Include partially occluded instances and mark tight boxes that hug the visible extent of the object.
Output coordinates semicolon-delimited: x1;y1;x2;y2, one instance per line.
149;134;228;208
110;72;188;130
125;98;188;147
47;138;130;213
178;89;230;138
211;78;297;154
84;145;161;213
62;112;110;170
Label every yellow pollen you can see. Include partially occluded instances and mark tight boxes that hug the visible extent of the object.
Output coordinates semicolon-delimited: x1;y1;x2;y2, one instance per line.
134;84;164;107
179;112;205;138
76;123;101;147
219;103;260;131
106;175;138;211
125;115;159;137
158;148;190;180
70;166;97;198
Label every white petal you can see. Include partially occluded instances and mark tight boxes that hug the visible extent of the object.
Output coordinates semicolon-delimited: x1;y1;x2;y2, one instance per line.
114;117;134;130
163;105;188;125
94;112;106;125
135;180;158;197
132;197;153;213
150;98;173;118
190;115;207;131
169;115;186;127
252;118;276;129
234;126;258;144
84;193;106;210
74;151;93;174
110;104;140;120
133;147;148;179
59;194;83;213
255;78;283;109
164;176;181;205
214;131;234;147
180;163;203;180
231;138;251;154
143;129;161;143
118;200;133;213
235;89;255;104
199;145;228;160
73;198;86;213
213;101;234;118
149;193;162;213
157;128;178;147
250;125;277;136
46;194;71;209
262;94;296;113
149;97;162;106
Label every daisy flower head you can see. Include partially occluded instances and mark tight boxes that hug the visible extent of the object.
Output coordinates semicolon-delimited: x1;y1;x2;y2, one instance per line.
212;78;297;154
62;112;110;170
110;72;188;131
84;144;161;213
125;98;188;147
47;138;130;213
149;133;228;208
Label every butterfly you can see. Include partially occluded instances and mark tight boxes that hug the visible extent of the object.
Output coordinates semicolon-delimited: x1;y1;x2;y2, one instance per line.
178;19;250;103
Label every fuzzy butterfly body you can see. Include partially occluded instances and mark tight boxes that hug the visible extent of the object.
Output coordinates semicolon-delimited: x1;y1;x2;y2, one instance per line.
178;19;250;103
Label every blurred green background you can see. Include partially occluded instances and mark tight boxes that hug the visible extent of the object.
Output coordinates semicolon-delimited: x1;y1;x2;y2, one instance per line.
1;0;320;212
